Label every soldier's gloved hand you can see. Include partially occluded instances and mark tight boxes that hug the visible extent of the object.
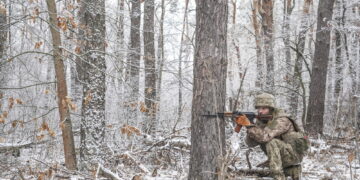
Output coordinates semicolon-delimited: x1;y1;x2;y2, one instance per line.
235;115;251;126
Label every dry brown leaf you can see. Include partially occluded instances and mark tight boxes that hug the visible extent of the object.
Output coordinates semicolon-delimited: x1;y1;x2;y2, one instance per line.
40;122;49;131
120;125;141;137
146;88;153;94
75;47;81;54
0;137;5;143
0;117;4;124
8;97;14;109
57;17;67;31
33;8;40;16
84;91;92;106
348;151;356;163
34;41;43;49
139;102;148;113
36;134;45;141
37;172;45;180
65;96;76;111
59;121;65;130
2;111;8;118
132;175;142;180
44;89;50;94
48;129;56;137
11;120;17;128
15;98;23;104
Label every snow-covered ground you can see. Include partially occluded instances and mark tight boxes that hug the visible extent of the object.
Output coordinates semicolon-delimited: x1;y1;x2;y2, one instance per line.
1;129;359;180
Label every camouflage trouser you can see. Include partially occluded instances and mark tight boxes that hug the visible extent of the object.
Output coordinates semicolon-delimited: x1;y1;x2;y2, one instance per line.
265;139;302;180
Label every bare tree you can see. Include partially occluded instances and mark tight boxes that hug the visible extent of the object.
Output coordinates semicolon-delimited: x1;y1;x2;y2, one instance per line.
126;0;141;124
189;0;228;179
290;0;312;122
46;0;77;170
252;0;264;90
260;0;275;93
143;0;156;133
77;0;107;167
156;0;165;123
305;0;336;135
0;4;6;101
177;0;189;130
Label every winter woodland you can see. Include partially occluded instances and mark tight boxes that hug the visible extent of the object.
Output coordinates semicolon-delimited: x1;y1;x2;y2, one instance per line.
0;0;359;179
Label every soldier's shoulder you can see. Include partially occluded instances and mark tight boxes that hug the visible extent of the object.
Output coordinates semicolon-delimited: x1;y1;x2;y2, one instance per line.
273;108;291;119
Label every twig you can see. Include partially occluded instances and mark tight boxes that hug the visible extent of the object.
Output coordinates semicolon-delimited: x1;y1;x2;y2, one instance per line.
0;82;56;90
246;149;253;169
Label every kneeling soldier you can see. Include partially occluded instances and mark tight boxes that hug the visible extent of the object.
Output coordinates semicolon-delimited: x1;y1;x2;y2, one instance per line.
244;93;309;180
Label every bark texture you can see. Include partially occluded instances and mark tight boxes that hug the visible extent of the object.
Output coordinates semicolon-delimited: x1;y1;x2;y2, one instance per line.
189;0;228;179
305;0;336;135
0;5;6;100
78;0;107;167
46;0;77;170
252;0;264;90
126;0;141;123
156;0;165;123
143;0;156;133
260;0;275;93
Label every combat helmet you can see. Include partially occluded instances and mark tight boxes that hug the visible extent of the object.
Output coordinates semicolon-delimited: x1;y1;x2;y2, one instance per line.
255;92;275;109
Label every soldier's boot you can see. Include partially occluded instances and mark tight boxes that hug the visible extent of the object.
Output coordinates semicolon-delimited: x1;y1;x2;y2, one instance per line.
284;165;302;180
272;172;286;180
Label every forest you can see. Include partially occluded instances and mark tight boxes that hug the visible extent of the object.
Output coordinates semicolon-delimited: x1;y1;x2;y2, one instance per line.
0;0;359;179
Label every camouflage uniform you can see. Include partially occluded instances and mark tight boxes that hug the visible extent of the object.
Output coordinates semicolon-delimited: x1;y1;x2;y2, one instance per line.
245;93;308;180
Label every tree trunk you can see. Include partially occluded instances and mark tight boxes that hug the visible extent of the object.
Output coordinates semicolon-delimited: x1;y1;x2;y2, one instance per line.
116;0;125;122
46;0;77;170
260;0;275;93
177;0;189;130
143;0;156;134
290;0;312;121
189;0;228;179
78;0;106;167
126;0;141;124
0;5;6;103
305;0;336;135
156;0;165;123
333;0;343;128
252;0;264;90
282;0;294;111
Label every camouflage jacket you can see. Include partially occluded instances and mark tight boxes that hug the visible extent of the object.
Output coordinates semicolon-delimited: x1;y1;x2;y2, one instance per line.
245;109;296;147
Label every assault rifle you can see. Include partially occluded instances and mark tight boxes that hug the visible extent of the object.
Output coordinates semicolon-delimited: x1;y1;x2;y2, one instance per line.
202;111;272;133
